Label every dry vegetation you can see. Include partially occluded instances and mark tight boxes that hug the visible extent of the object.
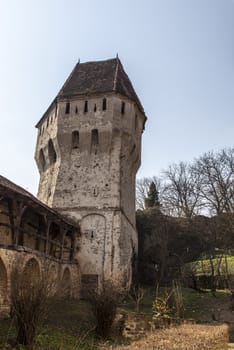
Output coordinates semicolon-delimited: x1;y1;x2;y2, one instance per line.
101;324;229;350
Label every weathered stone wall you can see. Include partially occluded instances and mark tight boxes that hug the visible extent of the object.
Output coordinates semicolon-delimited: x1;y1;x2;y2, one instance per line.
0;248;80;317
35;93;145;290
0;191;81;317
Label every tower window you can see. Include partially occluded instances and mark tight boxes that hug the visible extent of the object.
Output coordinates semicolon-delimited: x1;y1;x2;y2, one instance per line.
65;102;70;114
121;101;125;115
72;130;79;149
94;104;97;112
39;149;46;171
75;106;78;114
102;98;107;111
84;101;88;113
91;129;99;146
48;139;57;164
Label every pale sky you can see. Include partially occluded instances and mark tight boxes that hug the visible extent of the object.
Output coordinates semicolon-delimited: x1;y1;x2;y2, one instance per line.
0;0;233;195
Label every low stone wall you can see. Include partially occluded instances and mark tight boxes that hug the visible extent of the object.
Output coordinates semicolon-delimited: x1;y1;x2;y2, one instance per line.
0;247;81;317
122;313;194;340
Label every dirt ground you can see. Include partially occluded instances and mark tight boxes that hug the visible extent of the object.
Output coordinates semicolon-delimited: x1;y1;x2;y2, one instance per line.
100;324;229;350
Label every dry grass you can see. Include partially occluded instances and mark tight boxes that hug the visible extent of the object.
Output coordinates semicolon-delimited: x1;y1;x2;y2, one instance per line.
101;324;229;350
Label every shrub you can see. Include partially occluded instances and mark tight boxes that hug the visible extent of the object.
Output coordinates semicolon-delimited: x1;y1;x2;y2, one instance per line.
129;284;145;313
10;261;54;349
152;281;184;321
87;281;122;338
152;288;173;320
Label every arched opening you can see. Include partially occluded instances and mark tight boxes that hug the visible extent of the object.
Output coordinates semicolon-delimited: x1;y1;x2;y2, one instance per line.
48;139;57;165
102;98;107;111
72;131;79;149
60;268;72;298
39;149;46;171
0;258;8;315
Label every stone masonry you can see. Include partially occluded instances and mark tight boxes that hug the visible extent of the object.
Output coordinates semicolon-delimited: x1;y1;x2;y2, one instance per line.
35;57;146;291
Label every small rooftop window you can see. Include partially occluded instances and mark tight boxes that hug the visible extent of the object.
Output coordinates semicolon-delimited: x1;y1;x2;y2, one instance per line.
84;101;88;113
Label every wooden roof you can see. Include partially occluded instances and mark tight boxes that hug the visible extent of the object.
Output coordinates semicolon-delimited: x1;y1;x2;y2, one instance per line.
36;57;145;127
0;175;79;229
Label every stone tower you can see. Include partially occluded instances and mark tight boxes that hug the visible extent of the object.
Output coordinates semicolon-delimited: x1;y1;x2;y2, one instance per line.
35;58;146;290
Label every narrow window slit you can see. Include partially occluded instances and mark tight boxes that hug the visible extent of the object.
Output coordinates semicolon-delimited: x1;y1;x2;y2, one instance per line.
65;102;70;114
84;101;88;113
121;102;125;114
72;131;79;149
102;98;107;111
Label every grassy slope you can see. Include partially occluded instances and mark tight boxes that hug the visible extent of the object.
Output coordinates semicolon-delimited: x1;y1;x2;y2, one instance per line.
187;255;234;276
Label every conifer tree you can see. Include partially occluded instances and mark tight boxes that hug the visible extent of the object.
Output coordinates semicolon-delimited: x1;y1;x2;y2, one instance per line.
144;182;160;208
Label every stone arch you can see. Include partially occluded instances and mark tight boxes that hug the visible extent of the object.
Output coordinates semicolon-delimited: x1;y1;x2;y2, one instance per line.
0;257;8;315
60;267;72;298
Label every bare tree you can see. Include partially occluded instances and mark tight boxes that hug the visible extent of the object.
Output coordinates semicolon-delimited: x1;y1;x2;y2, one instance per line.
129;284;145;313
162;162;202;218
87;281;123;338
193;148;234;215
